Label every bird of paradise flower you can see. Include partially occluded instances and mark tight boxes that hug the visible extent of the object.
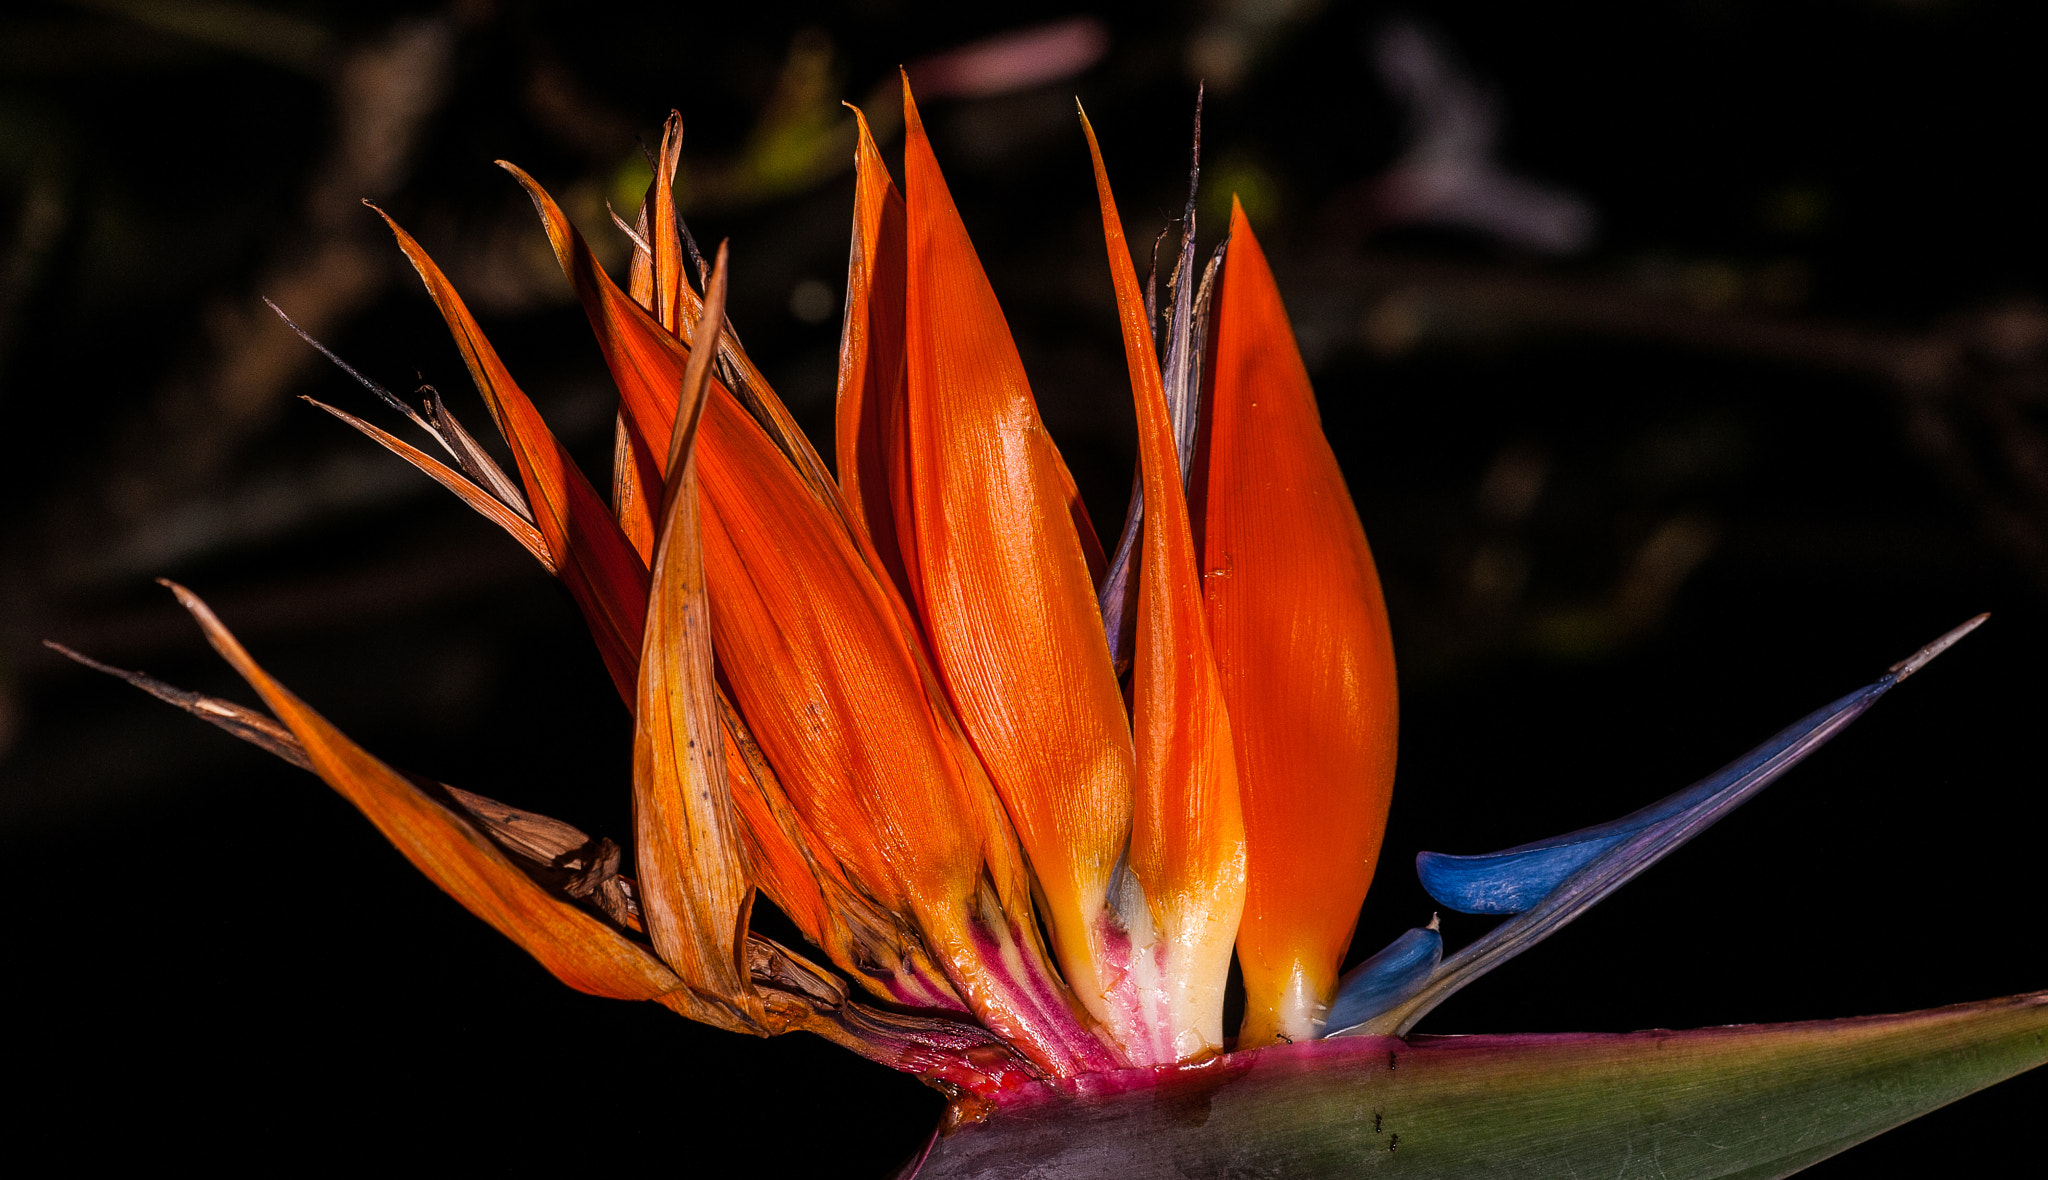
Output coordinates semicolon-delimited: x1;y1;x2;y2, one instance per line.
60;81;2047;1177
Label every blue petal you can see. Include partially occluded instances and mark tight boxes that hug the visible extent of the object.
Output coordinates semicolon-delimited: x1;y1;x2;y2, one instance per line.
1418;677;1888;914
1322;923;1442;1036
1349;615;1987;1038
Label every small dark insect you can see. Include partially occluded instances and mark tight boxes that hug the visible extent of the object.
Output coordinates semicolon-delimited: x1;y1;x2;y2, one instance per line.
1389;1134;1400;1153
1373;1112;1383;1134
1388;1050;1399;1071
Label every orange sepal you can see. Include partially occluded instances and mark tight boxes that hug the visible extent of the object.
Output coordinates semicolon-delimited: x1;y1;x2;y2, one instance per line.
1200;200;1399;1046
835;107;915;601
898;77;1135;1016
374;209;650;706
1083;113;1247;1062
719;698;832;952
629;249;760;1019
698;387;990;922
721;694;967;1012
692;361;1087;1062
648;112;693;336
164;582;710;1016
610;414;661;565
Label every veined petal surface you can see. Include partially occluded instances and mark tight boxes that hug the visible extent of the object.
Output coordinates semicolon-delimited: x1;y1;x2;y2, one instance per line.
835;108;915;601
1201;201;1398;1045
1083;111;1246;1063
693;362;1099;1070
898;78;1136;1023
506;161;847;537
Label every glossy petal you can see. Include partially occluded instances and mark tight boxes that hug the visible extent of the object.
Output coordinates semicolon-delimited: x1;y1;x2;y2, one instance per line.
499;162;693;472
375;209;649;706
1083;110;1245;1063
162;582;707;1015
719;691;967;1013
1201;200;1398;1045
910;992;2048;1178
1321;923;1441;1036
496;138;1098;1068
1417;686;1883;916
835;107;915;602
696;348;1103;1072
898;78;1136;1022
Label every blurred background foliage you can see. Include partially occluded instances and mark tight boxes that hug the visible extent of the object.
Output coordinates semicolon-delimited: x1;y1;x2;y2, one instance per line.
5;0;2046;1172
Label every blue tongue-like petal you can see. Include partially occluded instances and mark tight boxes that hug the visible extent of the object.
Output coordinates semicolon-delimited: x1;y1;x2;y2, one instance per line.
1419;676;1889;915
1331;615;1986;1039
1322;922;1442;1036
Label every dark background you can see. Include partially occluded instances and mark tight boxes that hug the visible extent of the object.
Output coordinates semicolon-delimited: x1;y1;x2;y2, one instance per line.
4;1;2044;1173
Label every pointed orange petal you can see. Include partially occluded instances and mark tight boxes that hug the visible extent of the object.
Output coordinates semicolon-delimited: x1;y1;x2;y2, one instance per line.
650;112;692;335
164;582;701;1012
1083;113;1246;1063
835;107;915;602
700;390;987;923
499;163;692;468
1201;201;1399;1046
693;370;1108;1067
898;78;1134;1014
303;396;555;573
630;249;760;1019
375;209;650;706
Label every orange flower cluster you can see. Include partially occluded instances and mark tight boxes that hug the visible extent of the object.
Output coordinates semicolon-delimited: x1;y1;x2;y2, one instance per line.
158;80;1398;1093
